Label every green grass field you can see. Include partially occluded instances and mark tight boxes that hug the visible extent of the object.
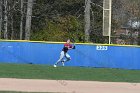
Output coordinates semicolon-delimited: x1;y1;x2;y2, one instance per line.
0;63;140;83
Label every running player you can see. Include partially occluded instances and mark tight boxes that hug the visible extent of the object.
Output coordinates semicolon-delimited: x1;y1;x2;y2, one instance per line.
54;39;75;67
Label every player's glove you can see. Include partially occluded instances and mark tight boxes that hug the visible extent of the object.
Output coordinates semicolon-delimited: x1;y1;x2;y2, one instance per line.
73;46;76;49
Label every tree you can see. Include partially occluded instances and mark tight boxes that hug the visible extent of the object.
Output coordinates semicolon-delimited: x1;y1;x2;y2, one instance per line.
84;0;91;42
0;0;2;38
20;0;24;40
25;0;34;40
31;0;85;42
3;0;8;39
112;0;140;45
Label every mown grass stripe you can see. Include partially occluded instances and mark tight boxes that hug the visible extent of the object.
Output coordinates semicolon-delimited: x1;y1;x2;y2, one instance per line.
0;63;140;83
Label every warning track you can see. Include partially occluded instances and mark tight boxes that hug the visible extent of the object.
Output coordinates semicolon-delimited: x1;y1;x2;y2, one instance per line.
0;78;140;93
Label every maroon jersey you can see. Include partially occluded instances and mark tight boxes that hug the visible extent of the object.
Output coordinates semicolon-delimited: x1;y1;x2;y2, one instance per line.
62;43;72;53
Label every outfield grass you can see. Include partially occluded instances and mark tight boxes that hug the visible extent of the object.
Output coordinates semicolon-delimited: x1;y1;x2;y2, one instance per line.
0;63;140;82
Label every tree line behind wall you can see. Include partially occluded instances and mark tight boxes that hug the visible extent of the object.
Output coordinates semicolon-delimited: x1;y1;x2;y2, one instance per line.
0;0;140;45
0;0;104;43
0;0;33;40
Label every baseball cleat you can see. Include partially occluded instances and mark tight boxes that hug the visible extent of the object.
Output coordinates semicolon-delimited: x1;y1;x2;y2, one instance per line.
54;64;57;67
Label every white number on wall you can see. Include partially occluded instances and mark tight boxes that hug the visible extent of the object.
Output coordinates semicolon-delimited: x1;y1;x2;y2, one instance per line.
96;46;108;50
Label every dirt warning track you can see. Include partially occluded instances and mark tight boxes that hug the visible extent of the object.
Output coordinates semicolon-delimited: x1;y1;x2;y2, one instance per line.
0;78;140;93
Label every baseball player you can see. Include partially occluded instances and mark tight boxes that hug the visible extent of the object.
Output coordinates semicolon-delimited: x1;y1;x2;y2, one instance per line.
54;39;75;67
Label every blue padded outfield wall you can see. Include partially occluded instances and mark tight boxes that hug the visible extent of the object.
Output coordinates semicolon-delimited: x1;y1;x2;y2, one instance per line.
0;41;140;69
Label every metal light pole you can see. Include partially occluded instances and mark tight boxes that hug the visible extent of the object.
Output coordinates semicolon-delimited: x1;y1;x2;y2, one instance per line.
103;0;112;44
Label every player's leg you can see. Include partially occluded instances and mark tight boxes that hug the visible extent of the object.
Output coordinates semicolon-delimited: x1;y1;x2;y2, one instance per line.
54;51;64;67
64;53;71;62
61;53;71;66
